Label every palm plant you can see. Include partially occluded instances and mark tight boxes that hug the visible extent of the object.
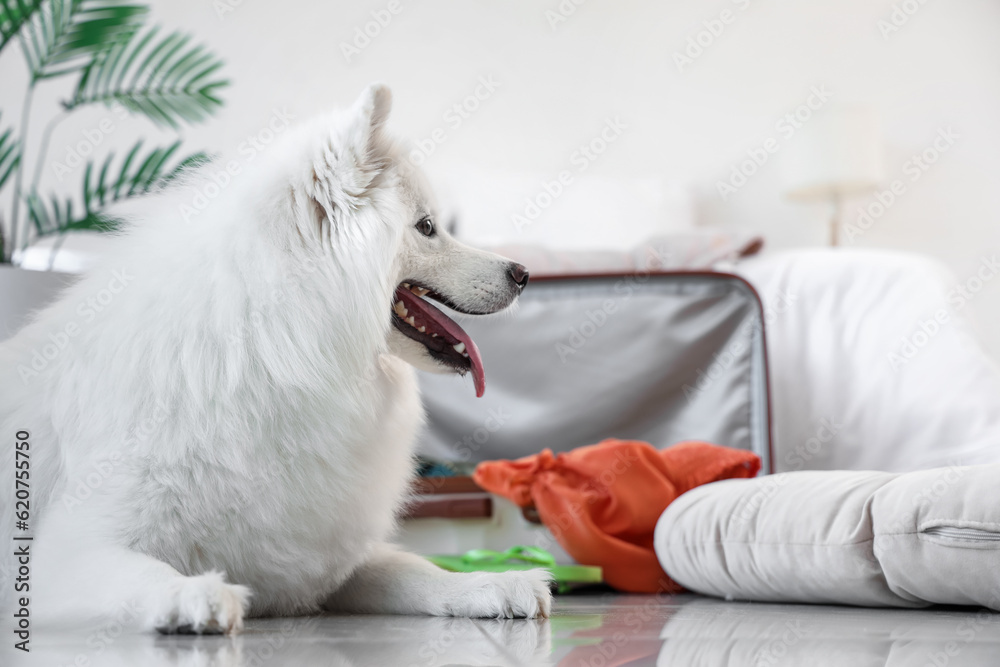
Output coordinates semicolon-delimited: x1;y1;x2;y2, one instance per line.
0;0;228;264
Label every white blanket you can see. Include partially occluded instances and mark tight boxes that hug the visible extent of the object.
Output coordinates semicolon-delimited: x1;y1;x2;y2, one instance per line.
737;248;1000;471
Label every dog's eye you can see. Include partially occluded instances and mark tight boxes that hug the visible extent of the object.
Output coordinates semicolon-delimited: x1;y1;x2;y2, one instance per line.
415;217;436;237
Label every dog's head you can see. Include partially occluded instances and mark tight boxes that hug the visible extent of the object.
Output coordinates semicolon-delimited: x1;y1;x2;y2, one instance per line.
285;84;527;397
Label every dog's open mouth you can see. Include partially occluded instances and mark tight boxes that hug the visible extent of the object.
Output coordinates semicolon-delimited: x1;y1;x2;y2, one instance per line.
391;282;486;397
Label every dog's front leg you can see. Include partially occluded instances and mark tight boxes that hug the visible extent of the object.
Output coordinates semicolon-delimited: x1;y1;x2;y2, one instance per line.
30;503;250;634
322;544;552;618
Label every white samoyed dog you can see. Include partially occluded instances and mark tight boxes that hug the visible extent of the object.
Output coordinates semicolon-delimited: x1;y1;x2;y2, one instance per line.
0;84;549;635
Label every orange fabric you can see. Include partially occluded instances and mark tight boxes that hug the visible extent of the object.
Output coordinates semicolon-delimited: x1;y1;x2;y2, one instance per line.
473;439;760;593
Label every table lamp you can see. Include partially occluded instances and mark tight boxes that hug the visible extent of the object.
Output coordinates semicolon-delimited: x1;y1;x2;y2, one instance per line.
781;106;884;246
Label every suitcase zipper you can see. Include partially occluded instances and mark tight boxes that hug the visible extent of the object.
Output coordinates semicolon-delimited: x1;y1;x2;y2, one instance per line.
922;526;1000;543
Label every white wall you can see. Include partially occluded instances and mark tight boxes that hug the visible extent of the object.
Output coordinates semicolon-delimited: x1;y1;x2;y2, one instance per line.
3;0;1000;352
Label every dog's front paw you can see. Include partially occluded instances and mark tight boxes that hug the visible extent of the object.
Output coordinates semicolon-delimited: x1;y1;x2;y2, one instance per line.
444;569;552;619
149;571;251;635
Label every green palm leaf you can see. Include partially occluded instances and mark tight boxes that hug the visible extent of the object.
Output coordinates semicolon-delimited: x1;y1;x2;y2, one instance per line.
26;190;117;234
28;139;207;236
0;115;20;193
20;0;147;81
0;0;44;54
66;25;228;129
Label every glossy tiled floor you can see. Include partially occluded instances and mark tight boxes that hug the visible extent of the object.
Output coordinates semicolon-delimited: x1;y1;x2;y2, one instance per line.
12;593;1000;666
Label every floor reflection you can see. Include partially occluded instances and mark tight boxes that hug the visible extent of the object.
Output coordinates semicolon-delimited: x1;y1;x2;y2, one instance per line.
8;614;552;667
7;593;1000;666
553;594;1000;666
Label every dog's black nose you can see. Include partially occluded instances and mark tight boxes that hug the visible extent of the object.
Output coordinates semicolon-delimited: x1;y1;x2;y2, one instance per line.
509;263;530;290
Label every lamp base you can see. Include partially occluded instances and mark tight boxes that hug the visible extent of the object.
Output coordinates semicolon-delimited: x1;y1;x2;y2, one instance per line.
829;193;842;247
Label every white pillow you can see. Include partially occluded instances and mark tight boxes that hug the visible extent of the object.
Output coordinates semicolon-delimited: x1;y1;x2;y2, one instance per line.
655;464;1000;610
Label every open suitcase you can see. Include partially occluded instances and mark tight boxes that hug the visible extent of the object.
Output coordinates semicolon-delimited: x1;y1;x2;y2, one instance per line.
417;271;774;471
401;271;774;562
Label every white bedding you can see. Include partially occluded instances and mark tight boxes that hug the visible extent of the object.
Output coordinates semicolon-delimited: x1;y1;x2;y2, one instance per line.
736;248;1000;471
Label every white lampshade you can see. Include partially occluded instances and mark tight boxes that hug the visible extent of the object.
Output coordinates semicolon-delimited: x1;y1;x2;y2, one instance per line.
782;106;884;201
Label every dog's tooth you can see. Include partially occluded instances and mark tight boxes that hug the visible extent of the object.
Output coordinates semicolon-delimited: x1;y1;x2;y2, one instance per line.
406;316;416;326
411;286;429;297
402;282;410;289
452;342;466;354
431;333;438;338
417;326;426;333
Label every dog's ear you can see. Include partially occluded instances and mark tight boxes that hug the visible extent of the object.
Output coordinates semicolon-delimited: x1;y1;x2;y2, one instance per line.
303;84;394;246
354;83;392;140
347;82;392;169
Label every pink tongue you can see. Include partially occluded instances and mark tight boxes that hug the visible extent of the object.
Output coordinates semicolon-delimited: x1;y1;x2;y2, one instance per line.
395;287;486;397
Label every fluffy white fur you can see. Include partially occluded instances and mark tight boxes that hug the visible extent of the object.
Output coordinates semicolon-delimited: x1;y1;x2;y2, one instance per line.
0;84;550;634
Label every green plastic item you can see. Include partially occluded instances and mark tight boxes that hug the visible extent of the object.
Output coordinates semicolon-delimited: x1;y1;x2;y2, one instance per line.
426;546;603;594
